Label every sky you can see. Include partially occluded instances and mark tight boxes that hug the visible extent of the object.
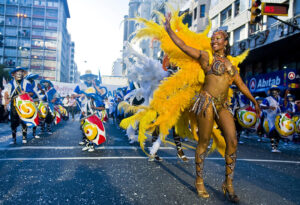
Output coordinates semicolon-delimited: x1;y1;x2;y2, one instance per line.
67;0;129;76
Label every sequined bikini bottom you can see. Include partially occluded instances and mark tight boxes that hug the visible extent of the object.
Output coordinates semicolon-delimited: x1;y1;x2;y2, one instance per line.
191;91;229;118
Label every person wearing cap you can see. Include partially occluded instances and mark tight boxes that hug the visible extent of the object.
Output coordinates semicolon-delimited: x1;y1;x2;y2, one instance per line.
40;79;58;134
260;86;283;152
2;67;34;144
26;73;43;139
80;92;105;152
283;90;298;115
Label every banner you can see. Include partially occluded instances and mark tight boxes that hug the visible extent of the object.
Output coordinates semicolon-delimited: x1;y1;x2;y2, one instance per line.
246;69;300;93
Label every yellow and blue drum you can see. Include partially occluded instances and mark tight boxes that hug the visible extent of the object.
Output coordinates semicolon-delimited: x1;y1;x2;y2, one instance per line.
38;101;48;119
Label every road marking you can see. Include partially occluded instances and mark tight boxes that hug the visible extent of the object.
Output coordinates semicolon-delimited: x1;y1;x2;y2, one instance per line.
0;157;299;164
0;146;175;151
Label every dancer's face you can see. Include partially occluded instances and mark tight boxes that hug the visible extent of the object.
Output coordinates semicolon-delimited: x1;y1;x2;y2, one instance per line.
211;31;227;53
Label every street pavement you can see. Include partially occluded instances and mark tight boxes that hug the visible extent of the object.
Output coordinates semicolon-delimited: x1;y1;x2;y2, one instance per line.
0;117;299;205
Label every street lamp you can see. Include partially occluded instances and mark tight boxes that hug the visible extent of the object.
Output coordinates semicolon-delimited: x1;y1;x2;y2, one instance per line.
17;13;27;67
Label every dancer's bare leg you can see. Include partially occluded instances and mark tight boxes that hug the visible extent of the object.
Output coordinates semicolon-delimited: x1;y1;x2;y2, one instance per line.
216;108;239;202
195;105;214;198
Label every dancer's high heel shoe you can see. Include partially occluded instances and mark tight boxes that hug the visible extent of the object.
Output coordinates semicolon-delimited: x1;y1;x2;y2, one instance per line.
222;182;239;203
195;181;210;198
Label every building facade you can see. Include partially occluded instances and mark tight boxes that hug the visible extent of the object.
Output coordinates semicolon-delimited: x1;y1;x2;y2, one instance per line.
111;58;123;76
0;0;73;82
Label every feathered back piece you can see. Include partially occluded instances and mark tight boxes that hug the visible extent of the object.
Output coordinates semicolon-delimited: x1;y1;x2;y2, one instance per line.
121;7;249;157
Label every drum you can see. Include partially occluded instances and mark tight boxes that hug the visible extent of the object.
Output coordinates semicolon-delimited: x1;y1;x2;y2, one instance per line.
275;113;295;138
58;105;68;120
81;114;106;145
54;105;62;125
13;93;39;127
292;115;300;134
236;106;258;130
38;101;48;119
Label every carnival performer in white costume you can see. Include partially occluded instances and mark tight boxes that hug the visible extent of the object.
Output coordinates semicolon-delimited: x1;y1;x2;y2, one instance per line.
121;44;189;162
261;86;283;152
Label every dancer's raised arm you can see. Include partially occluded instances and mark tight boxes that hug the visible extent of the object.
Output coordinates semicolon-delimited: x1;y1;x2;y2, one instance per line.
164;13;205;60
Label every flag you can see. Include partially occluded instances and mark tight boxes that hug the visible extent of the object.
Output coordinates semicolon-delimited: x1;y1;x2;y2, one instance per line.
98;69;102;84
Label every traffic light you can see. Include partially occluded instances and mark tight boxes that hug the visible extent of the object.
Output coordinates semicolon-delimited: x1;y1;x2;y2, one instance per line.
261;3;289;16
250;0;262;24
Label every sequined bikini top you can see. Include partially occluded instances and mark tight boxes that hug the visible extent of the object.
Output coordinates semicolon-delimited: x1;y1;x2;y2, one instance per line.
205;55;237;77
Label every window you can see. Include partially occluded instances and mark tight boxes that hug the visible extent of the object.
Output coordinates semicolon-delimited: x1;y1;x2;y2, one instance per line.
211;16;219;29
18;29;30;37
19;7;32;17
33;8;45;17
44;60;56;68
20;0;33;6
45;31;57;39
31;59;43;67
32;19;44;27
6;0;18;5
6;16;18;26
46;19;57;29
46;10;58;19
221;5;232;25
19;39;30;47
194;7;197;20
5;27;17;36
6;6;18;16
18;48;30;58
200;5;205;18
0;5;4;15
4;57;16;66
18;58;30;67
32;29;44;37
34;0;46;6
233;25;245;42
44;40;56;49
234;0;240;16
32;39;44;48
5;37;17;46
21;18;31;27
31;49;43;58
4;48;17;56
47;0;58;8
0;16;4;25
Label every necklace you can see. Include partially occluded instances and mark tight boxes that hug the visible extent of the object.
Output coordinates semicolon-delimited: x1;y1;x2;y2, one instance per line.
214;53;225;58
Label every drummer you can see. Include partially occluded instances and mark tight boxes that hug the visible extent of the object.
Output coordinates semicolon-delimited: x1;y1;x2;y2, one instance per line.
260;85;283;152
26;73;43;139
230;85;250;144
283;90;298;115
40;79;59;134
80;92;105;152
2;67;34;144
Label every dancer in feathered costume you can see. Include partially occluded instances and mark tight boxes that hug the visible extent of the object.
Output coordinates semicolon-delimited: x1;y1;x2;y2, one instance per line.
121;44;189;161
120;9;260;202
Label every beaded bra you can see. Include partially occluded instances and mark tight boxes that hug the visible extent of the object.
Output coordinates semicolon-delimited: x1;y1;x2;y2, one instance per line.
205;55;237;77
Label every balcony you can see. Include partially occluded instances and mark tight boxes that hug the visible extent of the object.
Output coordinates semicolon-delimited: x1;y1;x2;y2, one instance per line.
30;65;42;69
45;36;56;40
31;35;44;39
45;56;56;60
44;66;55;70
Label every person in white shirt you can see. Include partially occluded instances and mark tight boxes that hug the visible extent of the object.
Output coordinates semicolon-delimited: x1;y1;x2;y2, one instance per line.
62;95;70;113
68;95;77;121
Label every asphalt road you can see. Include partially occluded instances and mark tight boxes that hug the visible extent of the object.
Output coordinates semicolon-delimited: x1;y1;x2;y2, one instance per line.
0;118;299;205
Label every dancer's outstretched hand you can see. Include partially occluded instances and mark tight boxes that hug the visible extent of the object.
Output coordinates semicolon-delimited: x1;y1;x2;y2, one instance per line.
164;12;171;31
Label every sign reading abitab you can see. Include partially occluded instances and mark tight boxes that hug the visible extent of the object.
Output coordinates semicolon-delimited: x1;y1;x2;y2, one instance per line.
247;69;299;93
249;76;281;92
